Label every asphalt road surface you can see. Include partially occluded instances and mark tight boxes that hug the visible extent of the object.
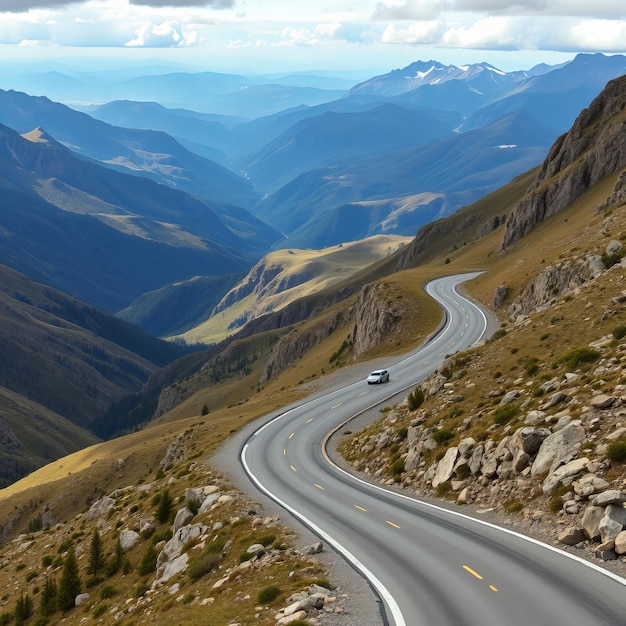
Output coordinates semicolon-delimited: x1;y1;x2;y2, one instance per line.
241;273;626;625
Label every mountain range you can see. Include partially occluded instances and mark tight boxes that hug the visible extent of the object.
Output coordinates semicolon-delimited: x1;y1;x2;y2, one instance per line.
0;54;625;486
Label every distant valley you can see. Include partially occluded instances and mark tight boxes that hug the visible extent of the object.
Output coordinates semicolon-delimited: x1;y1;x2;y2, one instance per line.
0;53;625;486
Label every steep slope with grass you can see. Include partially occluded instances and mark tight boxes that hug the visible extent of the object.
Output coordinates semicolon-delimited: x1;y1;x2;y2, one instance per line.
0;61;625;626
176;235;411;345
0;264;187;486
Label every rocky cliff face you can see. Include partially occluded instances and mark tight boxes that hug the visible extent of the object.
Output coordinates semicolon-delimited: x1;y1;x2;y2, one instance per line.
261;310;349;383
502;75;626;248
351;282;404;357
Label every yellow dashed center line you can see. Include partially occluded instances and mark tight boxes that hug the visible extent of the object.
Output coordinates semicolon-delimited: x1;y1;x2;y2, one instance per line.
283;449;286;456
305;418;313;423
331;403;343;409
386;520;400;529
354;505;368;512
489;585;498;593
314;484;325;490
288;432;295;440
290;465;297;472
462;565;483;580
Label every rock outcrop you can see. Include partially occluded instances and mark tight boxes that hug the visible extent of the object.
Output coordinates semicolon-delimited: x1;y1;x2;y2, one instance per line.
261;310;348;382
502;75;626;248
351;282;404;357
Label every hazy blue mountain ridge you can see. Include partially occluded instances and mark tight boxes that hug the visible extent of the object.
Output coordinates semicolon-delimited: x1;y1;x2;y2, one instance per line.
0;123;281;312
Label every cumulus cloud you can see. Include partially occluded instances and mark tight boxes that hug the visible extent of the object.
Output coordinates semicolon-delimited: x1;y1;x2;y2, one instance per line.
372;0;446;21
125;19;198;46
277;22;358;47
372;0;626;20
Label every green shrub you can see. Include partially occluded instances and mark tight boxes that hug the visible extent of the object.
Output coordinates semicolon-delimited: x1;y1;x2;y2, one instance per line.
100;585;117;600
548;495;563;514
137;544;157;576
493;403;520;425
155;489;173;524
258;534;276;547
257;585;281;604
613;325;626;340
607;440;626;462
396;427;408;441
559;346;600;369
134;582;149;599
601;251;623;269
503;499;523;513
93;605;108;618
525;362;539;376
436;481;452;497
389;459;404;476
407;387;425;411
310;578;331;589
432;429;454;445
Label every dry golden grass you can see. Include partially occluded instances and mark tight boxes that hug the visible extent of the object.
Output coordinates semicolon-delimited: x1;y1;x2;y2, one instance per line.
1;151;624;623
0;458;329;626
177;234;411;345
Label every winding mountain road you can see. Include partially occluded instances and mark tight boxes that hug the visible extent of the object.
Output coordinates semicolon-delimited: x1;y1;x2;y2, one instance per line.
241;273;626;625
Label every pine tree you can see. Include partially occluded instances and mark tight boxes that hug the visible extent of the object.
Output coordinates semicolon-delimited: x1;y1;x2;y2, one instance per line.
106;537;123;576
14;591;32;626
57;548;81;612
137;543;157;576
39;576;58;617
87;527;104;577
156;488;173;524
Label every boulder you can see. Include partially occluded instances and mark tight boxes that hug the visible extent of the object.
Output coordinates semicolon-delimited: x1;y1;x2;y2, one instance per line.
198;492;221;515
75;593;90;607
119;529;140;551
173;507;195;532
432;447;459;488
87;496;115;520
155;553;189;584
614;530;626;555
542;457;589;495
404;448;421;472
531;422;585;477
468;445;484;475
299;542;323;556
599;505;626;543
524;410;546;425
591;490;626;507
158;523;206;566
509;427;550;456
572;474;609;498
590;394;616;409
581;506;604;540
500;390;520;406
557;527;586;546
458;437;476;457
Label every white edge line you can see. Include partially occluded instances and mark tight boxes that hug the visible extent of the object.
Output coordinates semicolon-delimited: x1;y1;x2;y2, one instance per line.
324;436;626;589
241;442;406;626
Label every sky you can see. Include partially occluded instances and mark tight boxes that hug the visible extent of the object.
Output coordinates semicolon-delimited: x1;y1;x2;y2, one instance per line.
0;0;625;75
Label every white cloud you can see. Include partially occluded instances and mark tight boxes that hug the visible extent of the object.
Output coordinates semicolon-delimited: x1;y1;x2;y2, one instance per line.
382;21;444;44
125;19;198;46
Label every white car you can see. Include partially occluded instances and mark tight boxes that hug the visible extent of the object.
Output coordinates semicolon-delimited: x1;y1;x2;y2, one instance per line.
367;369;389;384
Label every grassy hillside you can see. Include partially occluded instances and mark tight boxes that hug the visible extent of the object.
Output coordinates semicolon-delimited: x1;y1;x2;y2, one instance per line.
0;132;623;624
176;235;412;345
